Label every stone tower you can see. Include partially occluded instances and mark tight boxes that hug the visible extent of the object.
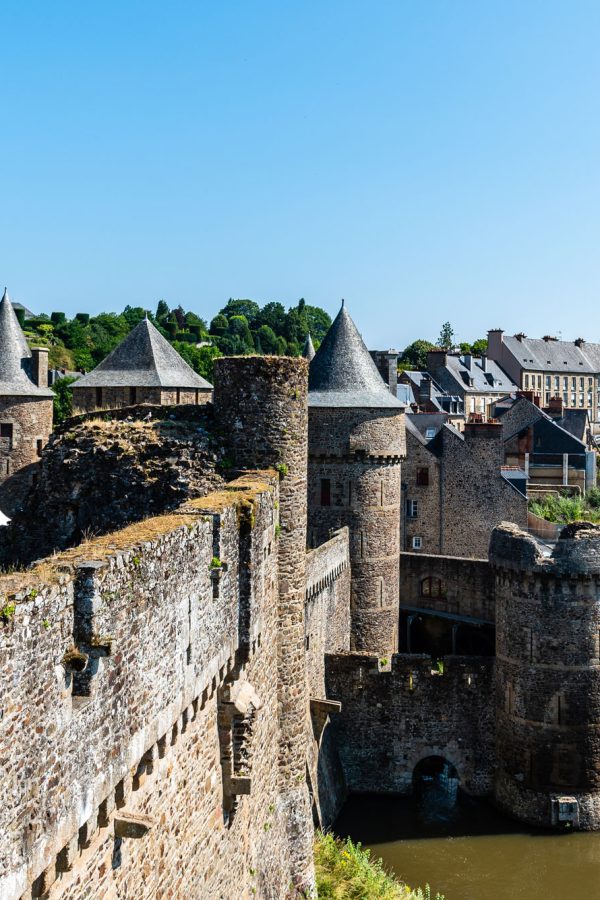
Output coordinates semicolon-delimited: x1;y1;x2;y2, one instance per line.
72;317;212;413
307;302;405;654
213;355;314;893
0;289;53;516
491;521;600;830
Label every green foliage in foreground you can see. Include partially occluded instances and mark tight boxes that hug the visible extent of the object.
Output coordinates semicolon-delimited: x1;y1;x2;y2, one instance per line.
314;831;444;900
529;487;600;524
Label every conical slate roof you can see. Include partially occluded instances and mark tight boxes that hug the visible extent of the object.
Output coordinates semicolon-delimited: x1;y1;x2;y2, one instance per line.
302;333;316;361
74;318;213;389
0;289;53;397
308;302;403;408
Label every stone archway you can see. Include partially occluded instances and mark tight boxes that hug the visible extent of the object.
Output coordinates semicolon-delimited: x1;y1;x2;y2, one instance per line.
412;755;460;824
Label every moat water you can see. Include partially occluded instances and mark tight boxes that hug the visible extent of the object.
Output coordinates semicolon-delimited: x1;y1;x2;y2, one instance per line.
334;791;600;899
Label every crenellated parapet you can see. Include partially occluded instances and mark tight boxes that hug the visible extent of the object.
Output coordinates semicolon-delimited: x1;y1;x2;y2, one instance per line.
0;473;312;900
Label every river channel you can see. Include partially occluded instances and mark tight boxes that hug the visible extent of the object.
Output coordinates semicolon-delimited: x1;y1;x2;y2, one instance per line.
334;792;600;899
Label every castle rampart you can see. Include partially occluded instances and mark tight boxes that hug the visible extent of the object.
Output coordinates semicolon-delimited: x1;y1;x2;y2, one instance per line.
491;521;600;829
0;473;316;899
213;355;314;891
325;652;495;797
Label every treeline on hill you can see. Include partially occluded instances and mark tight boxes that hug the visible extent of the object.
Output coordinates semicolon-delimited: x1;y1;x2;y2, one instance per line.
16;297;331;424
17;296;332;382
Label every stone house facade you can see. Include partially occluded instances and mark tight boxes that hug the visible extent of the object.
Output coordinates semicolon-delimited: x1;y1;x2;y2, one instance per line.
402;416;527;558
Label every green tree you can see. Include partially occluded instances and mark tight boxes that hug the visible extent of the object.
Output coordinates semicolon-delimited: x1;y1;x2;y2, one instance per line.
472;338;488;356
209;313;229;336
304;304;331;345
437;322;455;350
257;301;286;334
171;342;221;381
221;298;260;327
399;339;435;370
155;299;170;323
51;376;78;425
228;315;254;351
257;324;279;354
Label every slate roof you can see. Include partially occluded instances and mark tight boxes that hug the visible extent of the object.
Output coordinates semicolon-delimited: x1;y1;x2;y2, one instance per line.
302;333;316;361
308;302;403;408
0;289;53;397
74;318;213;390
433;355;517;395
502;335;600;374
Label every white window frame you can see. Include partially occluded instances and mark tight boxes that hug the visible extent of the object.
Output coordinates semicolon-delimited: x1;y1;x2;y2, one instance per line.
412;536;422;550
407;499;418;518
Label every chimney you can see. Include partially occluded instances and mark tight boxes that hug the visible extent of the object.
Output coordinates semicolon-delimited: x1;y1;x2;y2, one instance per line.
427;350;447;373
480;354;488;372
545;395;564;418
463;354;473;370
515;332;526;343
487;329;503;362
517;390;536;404
418;374;433;406
370;350;398;397
463;420;503;466
30;347;49;388
575;338;586;347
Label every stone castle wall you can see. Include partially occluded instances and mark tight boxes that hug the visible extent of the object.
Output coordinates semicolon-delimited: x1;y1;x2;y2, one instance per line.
0;356;361;899
305;528;351;697
400;551;495;622
72;386;210;415
214;356;314;890
0;396;53;517
491;522;600;830
325;652;495;796
0;474;312;900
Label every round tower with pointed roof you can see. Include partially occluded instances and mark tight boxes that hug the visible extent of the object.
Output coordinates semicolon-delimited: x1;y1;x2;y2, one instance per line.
308;301;405;654
71;317;213;413
0;289;54;516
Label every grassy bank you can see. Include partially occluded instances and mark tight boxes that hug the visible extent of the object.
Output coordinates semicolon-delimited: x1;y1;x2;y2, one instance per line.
315;831;444;900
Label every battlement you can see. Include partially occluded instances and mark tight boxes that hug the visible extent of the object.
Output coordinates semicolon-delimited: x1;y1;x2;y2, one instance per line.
0;472;309;899
490;520;600;576
325;652;494;797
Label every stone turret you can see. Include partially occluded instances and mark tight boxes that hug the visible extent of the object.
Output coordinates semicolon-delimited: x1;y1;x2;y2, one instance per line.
491;521;600;830
72;317;212;413
0;289;53;516
307;302;405;654
213;356;314;893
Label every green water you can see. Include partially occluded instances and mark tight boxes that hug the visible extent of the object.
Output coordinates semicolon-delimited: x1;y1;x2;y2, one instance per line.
334;793;600;900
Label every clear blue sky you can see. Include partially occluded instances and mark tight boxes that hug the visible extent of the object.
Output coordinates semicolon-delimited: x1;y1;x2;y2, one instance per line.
2;1;600;347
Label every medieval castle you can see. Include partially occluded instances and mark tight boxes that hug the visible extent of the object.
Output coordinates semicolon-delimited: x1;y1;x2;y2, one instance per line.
1;289;600;899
